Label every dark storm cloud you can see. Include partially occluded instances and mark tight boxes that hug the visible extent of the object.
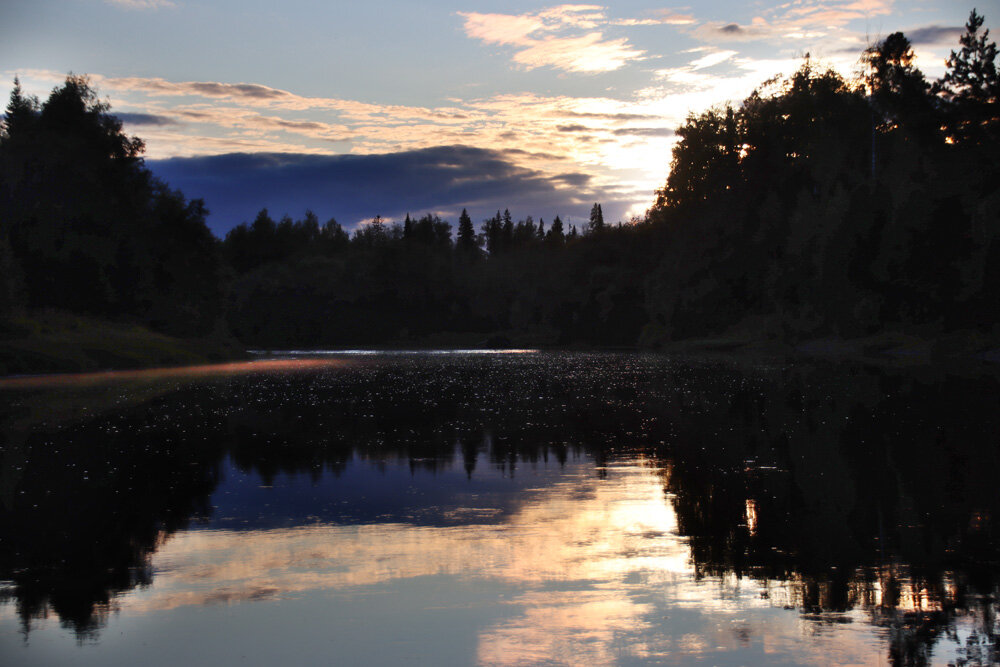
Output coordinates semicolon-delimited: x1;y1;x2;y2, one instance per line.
906;25;963;46
148;146;643;236
115;112;177;126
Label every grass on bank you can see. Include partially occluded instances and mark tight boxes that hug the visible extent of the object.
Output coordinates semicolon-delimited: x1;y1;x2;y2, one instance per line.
0;311;245;376
640;316;1000;364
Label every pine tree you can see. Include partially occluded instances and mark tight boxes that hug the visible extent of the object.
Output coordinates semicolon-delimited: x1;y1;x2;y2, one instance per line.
862;32;935;138
482;210;502;254
2;77;39;141
588;203;605;233
937;10;999;143
547;215;564;243
456;208;477;252
501;208;514;251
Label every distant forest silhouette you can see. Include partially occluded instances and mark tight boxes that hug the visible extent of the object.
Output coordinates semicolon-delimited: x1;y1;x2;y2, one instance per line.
1;10;998;348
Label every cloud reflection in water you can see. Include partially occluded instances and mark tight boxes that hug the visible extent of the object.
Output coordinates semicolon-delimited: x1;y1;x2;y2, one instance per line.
113;462;893;665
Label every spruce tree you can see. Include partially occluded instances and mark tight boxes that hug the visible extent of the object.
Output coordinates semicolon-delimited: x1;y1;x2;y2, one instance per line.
547;216;564;243
457;208;476;252
588;203;605;233
938;10;999;143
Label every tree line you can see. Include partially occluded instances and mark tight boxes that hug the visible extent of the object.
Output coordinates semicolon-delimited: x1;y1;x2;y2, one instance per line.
0;76;223;338
644;11;999;342
219;200;645;345
1;10;997;349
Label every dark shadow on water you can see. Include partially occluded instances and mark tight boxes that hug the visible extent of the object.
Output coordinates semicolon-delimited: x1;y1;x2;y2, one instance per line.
1;352;998;663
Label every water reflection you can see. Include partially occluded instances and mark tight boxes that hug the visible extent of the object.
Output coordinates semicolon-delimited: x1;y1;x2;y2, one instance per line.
0;357;347;389
1;353;999;665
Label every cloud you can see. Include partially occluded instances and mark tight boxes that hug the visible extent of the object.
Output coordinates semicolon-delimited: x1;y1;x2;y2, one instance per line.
100;76;302;104
689;0;895;44
458;6;645;73
613;10;696;27
692;19;774;43
654;50;754;92
114;112;177;126
689;50;739;70
94;74;480;129
76;72;674;165
148;146;649;235
780;0;894;27
513;33;644;73
166;107;352;142
611;127;674;138
553;122;674;138
14;70;675;224
558;110;661;121
906;25;963;46
104;0;175;9
650;10;697;26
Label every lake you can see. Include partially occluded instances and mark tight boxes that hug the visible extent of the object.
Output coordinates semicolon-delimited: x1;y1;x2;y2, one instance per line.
1;351;998;665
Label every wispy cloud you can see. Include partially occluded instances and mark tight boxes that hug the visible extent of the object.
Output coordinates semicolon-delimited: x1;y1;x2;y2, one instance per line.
691;0;895;44
613;10;696;27
649;9;697;26
104;0;176;10
51;72;677;183
458;5;645;73
780;0;894;27
689;50;739;70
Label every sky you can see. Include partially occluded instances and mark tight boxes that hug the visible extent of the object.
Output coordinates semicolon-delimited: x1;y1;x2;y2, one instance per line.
1;0;995;235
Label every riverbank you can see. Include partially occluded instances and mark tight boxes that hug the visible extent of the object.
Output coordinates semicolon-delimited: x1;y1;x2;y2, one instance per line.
0;312;246;376
5;315;998;378
645;329;1000;365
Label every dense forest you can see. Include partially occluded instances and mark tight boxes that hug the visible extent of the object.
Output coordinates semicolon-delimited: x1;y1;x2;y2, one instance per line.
0;77;224;338
1;10;998;353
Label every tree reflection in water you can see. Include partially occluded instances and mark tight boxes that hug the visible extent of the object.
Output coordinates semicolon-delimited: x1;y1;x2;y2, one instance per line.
0;353;997;664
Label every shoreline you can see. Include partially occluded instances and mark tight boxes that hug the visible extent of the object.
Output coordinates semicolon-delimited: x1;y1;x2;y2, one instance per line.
4;317;998;379
0;312;246;377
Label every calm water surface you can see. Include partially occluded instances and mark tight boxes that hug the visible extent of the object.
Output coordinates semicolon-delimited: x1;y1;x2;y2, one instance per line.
1;352;998;665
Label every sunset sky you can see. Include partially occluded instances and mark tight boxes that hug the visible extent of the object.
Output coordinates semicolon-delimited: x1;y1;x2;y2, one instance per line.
1;0;991;233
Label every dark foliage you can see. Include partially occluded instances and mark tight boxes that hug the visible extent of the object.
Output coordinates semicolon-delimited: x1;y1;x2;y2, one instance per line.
645;12;1000;342
0;75;223;337
220;205;656;346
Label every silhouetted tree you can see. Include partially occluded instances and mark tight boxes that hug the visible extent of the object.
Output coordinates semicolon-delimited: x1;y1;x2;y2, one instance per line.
588;203;605;233
0;75;223;334
547;215;565;243
456;208;477;253
482;210;502;255
863;33;938;140
937;9;1000;144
